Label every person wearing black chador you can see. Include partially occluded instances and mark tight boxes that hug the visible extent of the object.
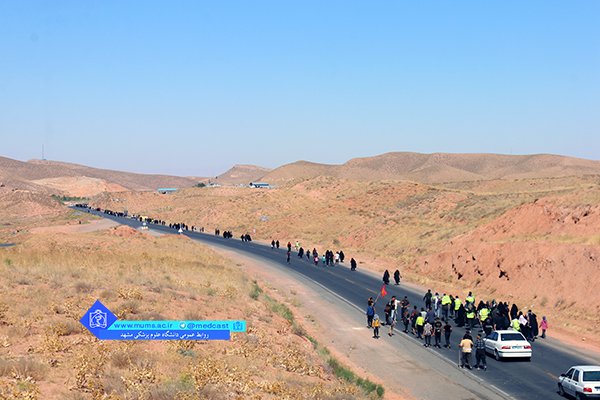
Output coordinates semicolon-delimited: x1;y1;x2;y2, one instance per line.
383;270;390;285
455;304;466;327
394;270;401;285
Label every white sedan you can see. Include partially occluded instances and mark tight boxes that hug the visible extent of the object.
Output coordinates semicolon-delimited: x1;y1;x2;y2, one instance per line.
558;365;600;400
483;330;532;361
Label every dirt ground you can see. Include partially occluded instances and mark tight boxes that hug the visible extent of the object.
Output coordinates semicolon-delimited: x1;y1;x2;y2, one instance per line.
30;218;119;234
1;221;378;399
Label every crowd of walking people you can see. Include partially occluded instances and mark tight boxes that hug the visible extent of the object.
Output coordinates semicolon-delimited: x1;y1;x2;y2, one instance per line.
77;203;551;372
368;273;550;370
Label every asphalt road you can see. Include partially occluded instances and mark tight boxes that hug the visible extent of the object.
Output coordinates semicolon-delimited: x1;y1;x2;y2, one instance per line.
80;207;599;400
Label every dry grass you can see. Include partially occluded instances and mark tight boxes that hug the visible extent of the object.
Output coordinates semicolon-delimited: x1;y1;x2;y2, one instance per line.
0;223;375;399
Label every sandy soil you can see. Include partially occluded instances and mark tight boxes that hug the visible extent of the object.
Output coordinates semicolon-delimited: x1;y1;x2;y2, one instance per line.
31;218;119;234
31;176;128;197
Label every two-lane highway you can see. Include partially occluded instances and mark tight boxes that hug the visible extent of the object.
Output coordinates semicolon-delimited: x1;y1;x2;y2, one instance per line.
78;207;600;400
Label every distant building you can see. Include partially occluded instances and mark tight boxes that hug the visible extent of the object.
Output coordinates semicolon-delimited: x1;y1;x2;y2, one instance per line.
249;182;271;189
157;188;177;194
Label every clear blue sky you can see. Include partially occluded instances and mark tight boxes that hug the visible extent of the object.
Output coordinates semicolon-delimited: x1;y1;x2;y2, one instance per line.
1;1;599;176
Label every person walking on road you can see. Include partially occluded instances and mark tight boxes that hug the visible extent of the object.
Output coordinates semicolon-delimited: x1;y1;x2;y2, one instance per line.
416;312;425;339
410;306;419;336
453;295;461;319
372;314;381;339
433;292;441;318
434;317;443;348
529;311;539;340
271;239;275;249
444;320;453;348
402;307;410;333
423;321;433;347
459;334;474;369
384;302;392;326
350;258;357;271
286;250;291;263
393;269;401;285
382;270;390;285
474;333;487;371
366;303;375;328
423;289;433;310
441;293;451;321
388;296;397;336
539;316;548;338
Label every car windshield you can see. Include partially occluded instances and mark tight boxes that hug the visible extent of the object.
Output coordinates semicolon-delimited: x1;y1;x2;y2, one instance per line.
501;333;526;341
583;371;600;382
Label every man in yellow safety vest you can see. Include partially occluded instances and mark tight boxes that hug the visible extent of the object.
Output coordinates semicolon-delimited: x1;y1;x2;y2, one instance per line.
441;293;451;321
453;296;462;319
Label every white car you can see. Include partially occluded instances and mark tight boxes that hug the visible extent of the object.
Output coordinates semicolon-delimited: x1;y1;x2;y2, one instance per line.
483;330;532;361
558;365;600;400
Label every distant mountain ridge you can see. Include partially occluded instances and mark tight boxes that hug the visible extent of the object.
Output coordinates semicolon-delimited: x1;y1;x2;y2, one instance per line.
0;156;198;196
3;152;599;196
260;152;600;184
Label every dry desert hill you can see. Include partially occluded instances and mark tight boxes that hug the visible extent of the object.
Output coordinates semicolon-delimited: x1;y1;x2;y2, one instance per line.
0;156;198;197
261;152;600;184
212;164;272;186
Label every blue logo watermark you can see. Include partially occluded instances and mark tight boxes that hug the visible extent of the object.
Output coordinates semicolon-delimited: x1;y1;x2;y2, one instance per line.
80;300;246;341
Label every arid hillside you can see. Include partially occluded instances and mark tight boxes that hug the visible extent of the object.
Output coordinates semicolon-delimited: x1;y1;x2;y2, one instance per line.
416;192;600;343
0;186;74;242
261;152;600;184
93;174;600;346
212;164;272;186
0;220;383;399
0;156;198;197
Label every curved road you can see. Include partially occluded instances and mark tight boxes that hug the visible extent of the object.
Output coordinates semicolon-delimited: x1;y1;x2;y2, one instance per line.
78;207;599;400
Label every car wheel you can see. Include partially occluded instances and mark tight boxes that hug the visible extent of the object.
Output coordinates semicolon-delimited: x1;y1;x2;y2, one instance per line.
494;349;501;361
557;383;565;396
576;393;586;400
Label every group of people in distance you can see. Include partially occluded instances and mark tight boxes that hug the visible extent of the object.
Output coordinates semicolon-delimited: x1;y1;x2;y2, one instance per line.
270;238;357;269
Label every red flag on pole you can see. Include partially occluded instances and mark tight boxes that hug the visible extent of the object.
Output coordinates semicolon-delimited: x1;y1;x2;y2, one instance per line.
380;284;388;298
